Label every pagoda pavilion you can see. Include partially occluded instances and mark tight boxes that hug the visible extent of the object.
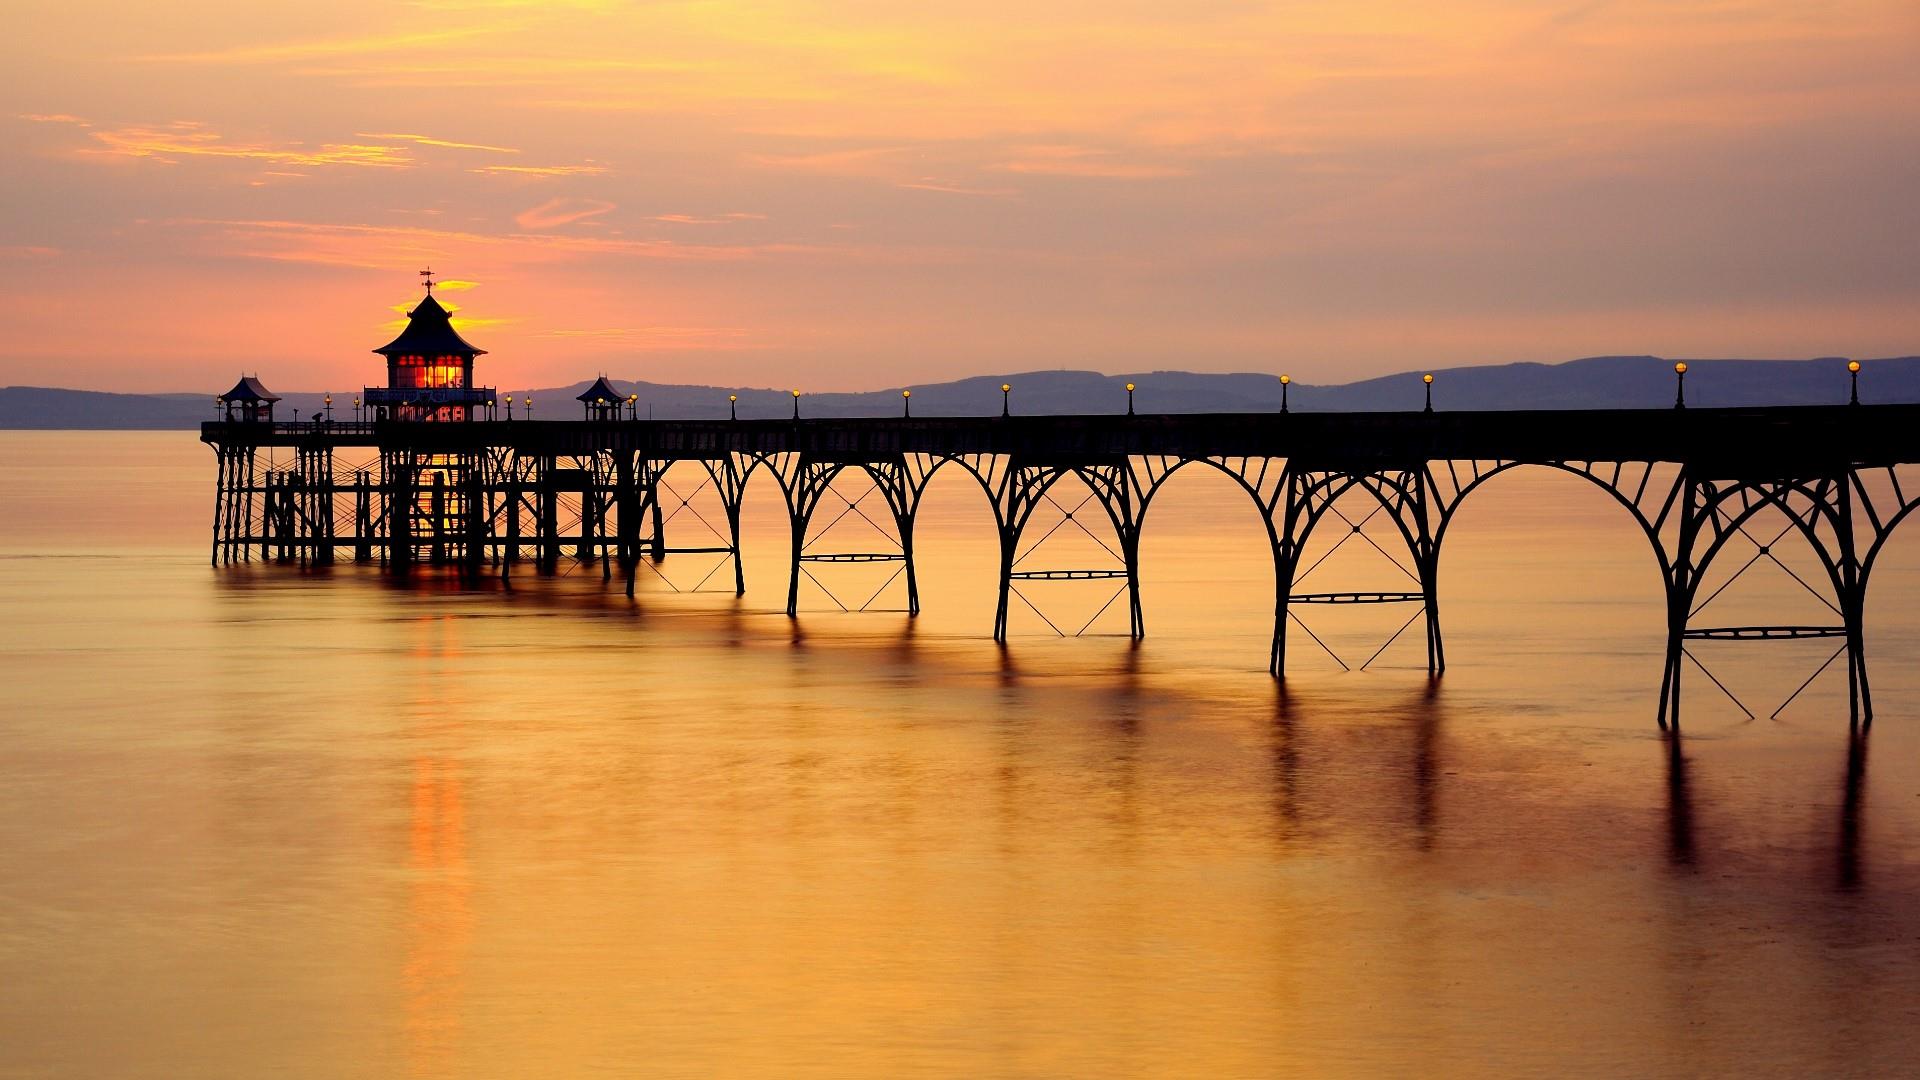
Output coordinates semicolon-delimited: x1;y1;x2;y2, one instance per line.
364;274;496;421
577;376;629;420
217;376;281;422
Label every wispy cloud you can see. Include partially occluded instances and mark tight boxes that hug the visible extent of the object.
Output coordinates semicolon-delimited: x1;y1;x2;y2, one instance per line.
73;120;414;168
142;26;500;65
246;171;312;187
648;212;767;225
747;146;911;176
35;117;558;173
357;132;520;154
991;145;1191;179
100;126;413;168
472;162;609;177
175;218;826;271
0;245;61;259
515;197;616;229
896;179;1018;197
13;0;1915;391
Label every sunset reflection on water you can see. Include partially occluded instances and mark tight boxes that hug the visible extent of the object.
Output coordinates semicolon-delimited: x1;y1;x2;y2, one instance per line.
403;617;472;1080
2;432;1920;1078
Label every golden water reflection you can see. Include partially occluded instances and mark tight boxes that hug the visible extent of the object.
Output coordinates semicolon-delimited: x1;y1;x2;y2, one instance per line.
2;433;1920;1077
402;615;472;1078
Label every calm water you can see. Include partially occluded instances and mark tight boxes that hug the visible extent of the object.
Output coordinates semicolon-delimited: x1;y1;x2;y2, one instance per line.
3;430;1920;1078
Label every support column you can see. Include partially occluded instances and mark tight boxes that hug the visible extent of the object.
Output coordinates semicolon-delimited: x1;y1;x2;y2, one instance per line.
615;455;639;596
785;481;808;617
303;446;335;566
240;452;256;563
353;470;373;562
217;450;234;565
209;447;228;567
429;472;448;566
1120;467;1144;638
598;458;613;583
721;458;746;596
576;458;597;563
1269;469;1302;677
1836;473;1872;727
503;471;521;577
538;457;560;575
387;453;414;575
262;472;277;561
648;462;667;561
897;503;921;616
992;520;1016;641
459;462;483;579
1413;468;1443;676
1657;475;1703;731
275;473;296;563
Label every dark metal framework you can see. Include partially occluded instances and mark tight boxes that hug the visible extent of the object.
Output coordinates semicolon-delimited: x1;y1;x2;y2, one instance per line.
204;406;1920;728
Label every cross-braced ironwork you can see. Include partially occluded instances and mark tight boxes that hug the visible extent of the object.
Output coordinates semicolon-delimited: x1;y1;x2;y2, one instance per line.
204;406;1920;729
770;454;928;617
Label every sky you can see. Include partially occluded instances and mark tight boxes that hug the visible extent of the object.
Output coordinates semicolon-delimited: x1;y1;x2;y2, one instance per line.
2;0;1916;394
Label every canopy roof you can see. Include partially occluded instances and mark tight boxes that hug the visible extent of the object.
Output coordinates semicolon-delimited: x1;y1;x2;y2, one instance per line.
577;376;626;404
373;293;486;357
220;375;280;402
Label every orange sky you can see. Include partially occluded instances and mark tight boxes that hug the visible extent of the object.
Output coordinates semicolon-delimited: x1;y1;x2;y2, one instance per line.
2;0;1916;393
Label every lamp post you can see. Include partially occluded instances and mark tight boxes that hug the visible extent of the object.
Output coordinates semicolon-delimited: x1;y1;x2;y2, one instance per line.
1674;362;1688;409
1280;374;1290;413
1001;383;1012;417
902;389;912;418
1849;360;1862;405
791;389;801;420
1423;373;1434;413
728;394;738;420
214;395;221;420
628;393;638;420
1125;382;1135;416
505;395;513;421
324;394;333;423
355;396;362;422
526;395;533;420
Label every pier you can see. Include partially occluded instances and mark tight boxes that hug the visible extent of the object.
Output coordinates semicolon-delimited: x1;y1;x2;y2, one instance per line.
198;280;1920;728
202;403;1920;729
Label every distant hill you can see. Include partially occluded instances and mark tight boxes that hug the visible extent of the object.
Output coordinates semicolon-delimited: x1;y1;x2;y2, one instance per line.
4;355;1916;428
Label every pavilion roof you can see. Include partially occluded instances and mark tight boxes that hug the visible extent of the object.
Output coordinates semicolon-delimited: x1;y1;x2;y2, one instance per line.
373;293;486;357
219;375;280;402
577;375;626;404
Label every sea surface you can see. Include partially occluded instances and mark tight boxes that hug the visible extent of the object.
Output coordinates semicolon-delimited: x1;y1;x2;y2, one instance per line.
3;430;1920;1078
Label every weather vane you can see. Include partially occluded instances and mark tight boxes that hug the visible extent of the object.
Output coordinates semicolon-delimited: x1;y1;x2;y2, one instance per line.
419;267;434;295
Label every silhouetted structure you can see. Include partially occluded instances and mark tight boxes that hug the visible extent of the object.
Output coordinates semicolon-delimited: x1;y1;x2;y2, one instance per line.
203;283;1920;730
365;274;492;422
218;376;280;422
578;377;626;421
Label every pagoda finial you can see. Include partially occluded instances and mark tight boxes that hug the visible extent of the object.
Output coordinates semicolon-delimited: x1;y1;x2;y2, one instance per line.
419;267;435;295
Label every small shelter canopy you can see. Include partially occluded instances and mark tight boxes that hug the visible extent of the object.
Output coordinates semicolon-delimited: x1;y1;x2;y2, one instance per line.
219;375;280;422
577;376;625;405
578;375;627;419
220;376;281;403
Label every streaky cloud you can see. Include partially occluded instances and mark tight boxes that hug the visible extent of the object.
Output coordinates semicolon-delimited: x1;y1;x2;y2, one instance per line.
356;132;521;154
